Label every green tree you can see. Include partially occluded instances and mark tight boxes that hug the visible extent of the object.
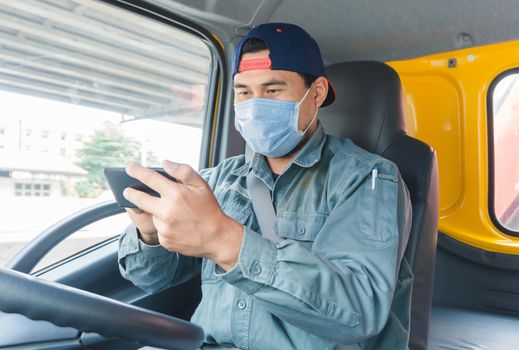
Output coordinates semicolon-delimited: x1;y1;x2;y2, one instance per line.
75;124;141;198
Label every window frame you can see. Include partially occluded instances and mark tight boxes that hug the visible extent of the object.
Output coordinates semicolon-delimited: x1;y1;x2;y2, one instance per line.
100;0;229;170
487;67;519;237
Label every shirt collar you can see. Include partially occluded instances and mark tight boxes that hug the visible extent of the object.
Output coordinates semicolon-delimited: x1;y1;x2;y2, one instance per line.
292;122;326;168
230;122;327;177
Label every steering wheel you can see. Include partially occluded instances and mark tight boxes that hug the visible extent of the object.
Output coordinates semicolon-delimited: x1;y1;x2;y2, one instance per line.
1;201;204;349
0;267;203;349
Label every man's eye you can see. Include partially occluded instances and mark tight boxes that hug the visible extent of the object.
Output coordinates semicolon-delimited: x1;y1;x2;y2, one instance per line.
267;89;279;94
237;91;249;96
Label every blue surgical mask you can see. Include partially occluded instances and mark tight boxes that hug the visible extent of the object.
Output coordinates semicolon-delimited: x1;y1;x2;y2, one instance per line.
234;88;318;158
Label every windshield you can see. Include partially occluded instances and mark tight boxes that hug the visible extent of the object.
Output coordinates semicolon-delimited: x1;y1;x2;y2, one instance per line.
0;0;212;268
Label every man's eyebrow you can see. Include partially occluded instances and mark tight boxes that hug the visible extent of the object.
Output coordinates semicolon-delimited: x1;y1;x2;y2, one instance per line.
233;79;288;89
233;82;248;89
261;79;287;87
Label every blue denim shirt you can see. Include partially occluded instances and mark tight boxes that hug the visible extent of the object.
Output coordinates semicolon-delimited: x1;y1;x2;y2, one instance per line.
118;123;413;350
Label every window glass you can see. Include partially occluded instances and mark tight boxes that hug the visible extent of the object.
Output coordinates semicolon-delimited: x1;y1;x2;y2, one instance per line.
13;182;52;197
491;73;519;232
32;213;131;273
0;1;212;268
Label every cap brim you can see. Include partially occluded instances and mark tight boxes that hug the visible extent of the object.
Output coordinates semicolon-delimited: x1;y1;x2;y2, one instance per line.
321;79;336;107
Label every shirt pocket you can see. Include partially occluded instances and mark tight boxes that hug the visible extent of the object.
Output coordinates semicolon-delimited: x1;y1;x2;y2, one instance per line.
361;172;399;242
274;212;327;250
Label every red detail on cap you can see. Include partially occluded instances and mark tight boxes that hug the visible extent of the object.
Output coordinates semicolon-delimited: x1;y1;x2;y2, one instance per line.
275;28;282;32
238;58;272;72
328;79;336;96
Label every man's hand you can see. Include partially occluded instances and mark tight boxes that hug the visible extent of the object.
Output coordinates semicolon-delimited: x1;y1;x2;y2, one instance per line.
125;208;159;245
123;161;244;271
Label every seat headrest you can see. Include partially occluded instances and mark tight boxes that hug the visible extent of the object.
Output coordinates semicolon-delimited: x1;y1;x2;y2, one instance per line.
320;61;407;155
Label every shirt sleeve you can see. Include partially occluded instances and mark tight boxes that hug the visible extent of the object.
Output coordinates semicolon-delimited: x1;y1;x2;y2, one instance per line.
198;167;213;183
118;225;201;294
215;169;412;345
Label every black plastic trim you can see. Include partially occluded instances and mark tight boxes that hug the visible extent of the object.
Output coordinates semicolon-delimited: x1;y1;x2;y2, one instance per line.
32;235;119;277
438;231;519;271
486;68;519;237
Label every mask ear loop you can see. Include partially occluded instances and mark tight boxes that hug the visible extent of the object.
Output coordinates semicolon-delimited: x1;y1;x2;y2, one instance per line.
296;86;313;108
302;107;318;135
297;84;319;135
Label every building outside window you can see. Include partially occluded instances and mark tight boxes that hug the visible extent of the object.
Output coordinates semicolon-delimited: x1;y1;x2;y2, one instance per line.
14;182;52;197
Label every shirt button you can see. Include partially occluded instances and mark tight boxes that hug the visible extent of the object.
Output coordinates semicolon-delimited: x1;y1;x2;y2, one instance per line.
298;227;306;235
250;260;262;275
237;299;247;309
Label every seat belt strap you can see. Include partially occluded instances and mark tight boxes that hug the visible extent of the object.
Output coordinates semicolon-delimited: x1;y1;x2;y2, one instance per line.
245;146;280;243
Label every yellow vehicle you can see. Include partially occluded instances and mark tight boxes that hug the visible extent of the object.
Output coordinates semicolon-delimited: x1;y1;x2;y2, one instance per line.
0;1;517;349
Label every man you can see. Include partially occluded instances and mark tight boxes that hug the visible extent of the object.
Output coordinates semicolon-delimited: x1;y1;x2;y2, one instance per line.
119;23;412;350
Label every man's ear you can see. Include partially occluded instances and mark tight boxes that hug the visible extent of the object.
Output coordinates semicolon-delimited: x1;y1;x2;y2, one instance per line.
313;76;329;108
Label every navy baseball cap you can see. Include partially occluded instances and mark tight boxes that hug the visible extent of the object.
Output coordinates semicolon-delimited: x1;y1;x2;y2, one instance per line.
232;23;335;107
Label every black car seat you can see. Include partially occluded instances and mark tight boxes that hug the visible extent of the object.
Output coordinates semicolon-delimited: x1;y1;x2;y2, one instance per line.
319;61;439;350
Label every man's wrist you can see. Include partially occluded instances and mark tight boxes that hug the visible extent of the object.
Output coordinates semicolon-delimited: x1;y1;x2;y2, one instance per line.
208;215;244;271
137;228;160;246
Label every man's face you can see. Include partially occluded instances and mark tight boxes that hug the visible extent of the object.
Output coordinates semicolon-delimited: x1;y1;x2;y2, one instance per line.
233;49;327;133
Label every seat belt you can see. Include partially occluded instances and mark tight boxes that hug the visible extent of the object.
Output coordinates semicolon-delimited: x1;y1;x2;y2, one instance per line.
245;146;280;243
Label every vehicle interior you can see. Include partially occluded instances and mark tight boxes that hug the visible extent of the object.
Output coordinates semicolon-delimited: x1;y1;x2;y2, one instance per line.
0;0;518;349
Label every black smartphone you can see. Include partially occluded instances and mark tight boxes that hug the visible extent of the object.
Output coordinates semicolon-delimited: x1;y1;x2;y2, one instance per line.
103;167;176;208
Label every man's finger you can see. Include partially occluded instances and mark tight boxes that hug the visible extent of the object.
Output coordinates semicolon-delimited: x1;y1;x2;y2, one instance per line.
123;187;161;214
163;160;206;188
126;207;144;215
126;162;178;194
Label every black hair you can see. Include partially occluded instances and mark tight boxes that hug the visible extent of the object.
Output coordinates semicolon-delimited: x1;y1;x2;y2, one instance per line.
240;37;317;87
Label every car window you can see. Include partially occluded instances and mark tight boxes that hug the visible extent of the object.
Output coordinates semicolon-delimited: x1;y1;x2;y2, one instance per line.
0;1;212;268
490;71;519;233
32;213;130;273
